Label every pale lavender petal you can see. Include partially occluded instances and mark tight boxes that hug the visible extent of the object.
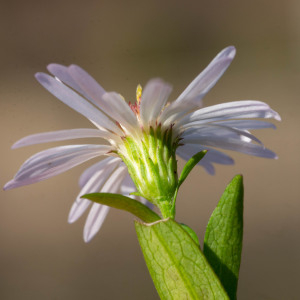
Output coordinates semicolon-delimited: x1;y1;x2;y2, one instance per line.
35;73;123;135
68;64;106;108
159;46;236;126
4;145;112;190
212;120;276;130
200;161;215;175
120;171;137;195
177;144;234;165
69;66;140;134
84;165;127;242
12;128;115;149
102;92;140;135
68;158;121;223
183;136;277;158
182;124;263;145
47;64;96;104
140;79;172;128
176;101;281;130
79;157;122;188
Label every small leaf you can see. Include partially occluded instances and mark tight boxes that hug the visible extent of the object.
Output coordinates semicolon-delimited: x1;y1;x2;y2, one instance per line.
203;175;244;300
178;150;207;188
82;193;160;223
136;218;229;300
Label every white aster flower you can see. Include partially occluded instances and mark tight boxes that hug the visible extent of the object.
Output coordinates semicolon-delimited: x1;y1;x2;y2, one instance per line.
4;46;280;242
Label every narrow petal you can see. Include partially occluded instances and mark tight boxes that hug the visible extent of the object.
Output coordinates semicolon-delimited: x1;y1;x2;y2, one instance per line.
176;100;281;130
212;120;276;130
47;64;97;104
4;145;112;190
68;65;140;135
12;128;115;149
139;79;172;128
119;171;137;195
159;46;236;126
177;144;234;165
183;136;277;158
79;157;122;188
83;165;127;242
68;158;122;223
68;64;106;108
102;92;140;135
35;73;123;135
84;204;110;243
182;124;263;145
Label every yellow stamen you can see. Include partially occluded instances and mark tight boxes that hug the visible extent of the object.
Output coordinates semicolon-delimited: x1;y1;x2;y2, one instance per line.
136;84;142;104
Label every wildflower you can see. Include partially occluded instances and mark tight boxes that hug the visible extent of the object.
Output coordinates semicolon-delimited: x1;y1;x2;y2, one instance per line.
4;46;280;242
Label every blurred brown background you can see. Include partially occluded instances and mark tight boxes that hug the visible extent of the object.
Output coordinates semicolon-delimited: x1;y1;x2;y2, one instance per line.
1;0;299;299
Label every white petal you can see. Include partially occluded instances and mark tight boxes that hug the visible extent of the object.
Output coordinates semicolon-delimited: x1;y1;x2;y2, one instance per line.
120;171;137;195
182;124;263;145
68;157;121;223
67;65;140;135
176;101;281;130
159;46;236;126
102;92;140;135
83;165;127;242
183;136;277;158
4;145;112;190
79;157;122;188
68;64;106;108
177;144;234;165
140;79;172;128
12;128;115;149
212;120;276;130
47;64;97;104
35;73;123;135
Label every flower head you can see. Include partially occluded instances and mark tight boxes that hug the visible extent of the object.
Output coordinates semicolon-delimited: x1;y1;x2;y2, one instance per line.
4;46;280;242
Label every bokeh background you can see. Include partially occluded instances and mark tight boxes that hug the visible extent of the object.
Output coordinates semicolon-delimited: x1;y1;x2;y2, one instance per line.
1;0;299;299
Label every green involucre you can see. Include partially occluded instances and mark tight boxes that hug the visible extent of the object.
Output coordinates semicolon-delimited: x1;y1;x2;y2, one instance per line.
203;175;244;300
119;125;179;218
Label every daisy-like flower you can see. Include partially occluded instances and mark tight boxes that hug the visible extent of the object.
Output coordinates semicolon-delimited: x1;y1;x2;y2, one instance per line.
4;46;280;242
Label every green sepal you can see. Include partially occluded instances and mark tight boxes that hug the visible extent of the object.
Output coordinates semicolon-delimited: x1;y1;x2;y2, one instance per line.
178;150;207;188
135;218;229;300
180;223;200;247
81;193;160;223
203;175;244;300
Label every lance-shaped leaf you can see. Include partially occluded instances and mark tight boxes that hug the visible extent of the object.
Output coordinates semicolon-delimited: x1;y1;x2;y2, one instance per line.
82;193;160;223
180;223;200;247
135;218;229;300
178;150;207;188
203;175;244;300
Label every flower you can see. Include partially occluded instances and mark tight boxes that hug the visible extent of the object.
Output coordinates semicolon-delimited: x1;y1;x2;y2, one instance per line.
4;46;280;242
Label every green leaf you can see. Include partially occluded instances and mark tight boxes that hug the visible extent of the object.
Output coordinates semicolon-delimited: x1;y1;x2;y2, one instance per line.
180;223;200;247
203;175;244;300
178;151;207;188
135;218;229;300
82;193;160;223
